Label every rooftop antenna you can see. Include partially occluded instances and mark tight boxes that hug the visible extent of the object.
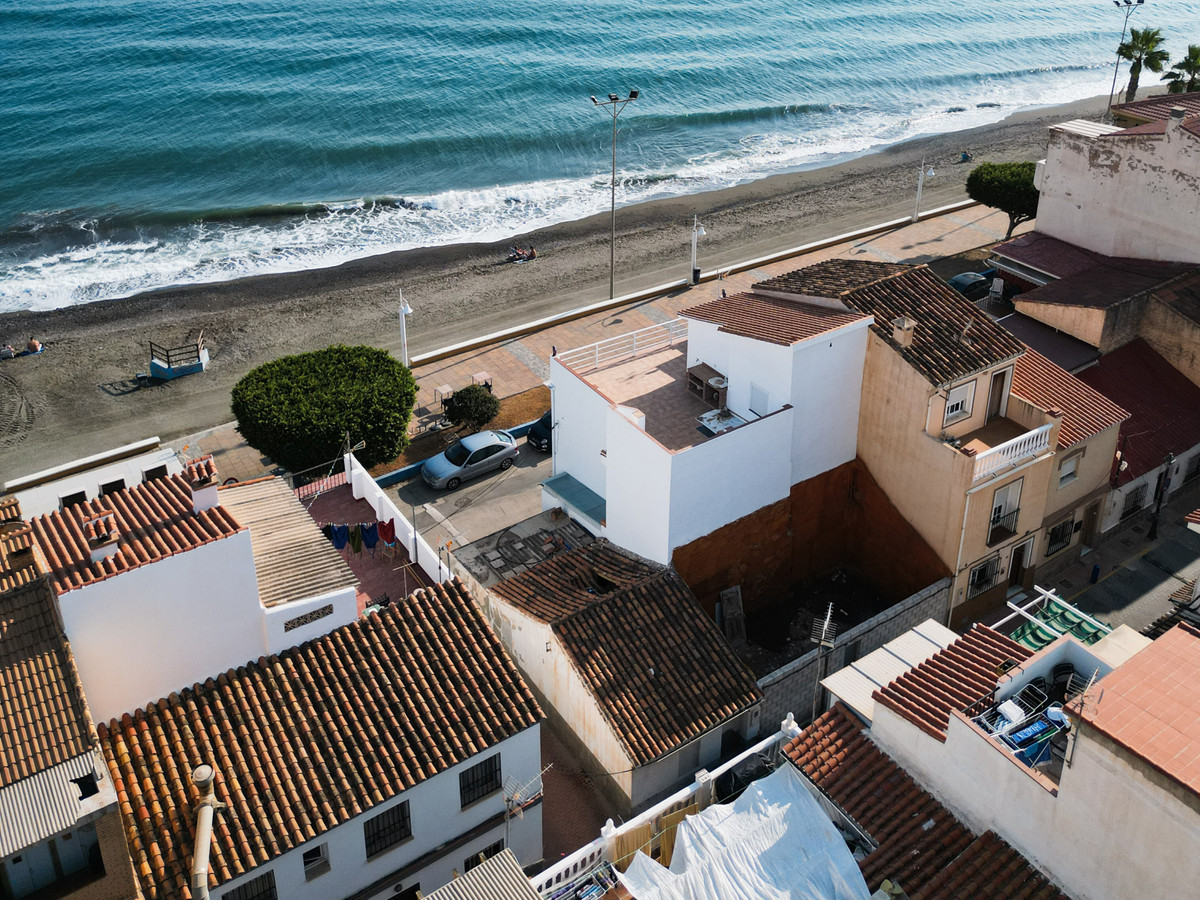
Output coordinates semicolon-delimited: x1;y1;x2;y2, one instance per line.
1065;669;1101;768
504;766;551;845
811;603;838;722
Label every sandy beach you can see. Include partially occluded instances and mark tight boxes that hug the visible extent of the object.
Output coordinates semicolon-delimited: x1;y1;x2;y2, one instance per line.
0;93;1114;476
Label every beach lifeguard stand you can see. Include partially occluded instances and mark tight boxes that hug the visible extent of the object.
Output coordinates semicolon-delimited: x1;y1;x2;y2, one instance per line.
138;330;209;385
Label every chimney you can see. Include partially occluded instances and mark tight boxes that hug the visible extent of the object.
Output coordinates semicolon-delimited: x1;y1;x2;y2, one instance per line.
185;455;220;513
892;316;917;349
191;765;221;900
1167;106;1186;137
83;513;121;564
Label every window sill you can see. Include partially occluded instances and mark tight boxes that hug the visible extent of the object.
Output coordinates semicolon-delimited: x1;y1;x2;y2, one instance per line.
1057;474;1078;488
459;787;503;813
304;860;332;882
365;834;414;863
944;410;971;426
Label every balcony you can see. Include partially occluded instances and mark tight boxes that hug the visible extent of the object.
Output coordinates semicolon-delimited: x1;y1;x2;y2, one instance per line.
988;509;1020;547
971;422;1054;482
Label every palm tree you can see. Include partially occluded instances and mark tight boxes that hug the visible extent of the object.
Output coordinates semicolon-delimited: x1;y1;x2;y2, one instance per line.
1164;44;1200;94
1118;27;1170;103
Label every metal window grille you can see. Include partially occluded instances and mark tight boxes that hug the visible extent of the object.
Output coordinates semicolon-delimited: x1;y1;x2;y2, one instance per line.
364;801;412;857
222;871;278;900
1045;518;1073;556
464;839;505;873
987;508;1020;546
1121;483;1148;521
459;754;502;808
967;557;1001;599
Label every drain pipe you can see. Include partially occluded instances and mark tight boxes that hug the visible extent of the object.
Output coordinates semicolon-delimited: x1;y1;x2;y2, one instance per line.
191;765;221;900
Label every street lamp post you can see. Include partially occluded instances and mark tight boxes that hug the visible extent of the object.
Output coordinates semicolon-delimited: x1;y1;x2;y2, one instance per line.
912;159;935;223
1107;0;1145;119
398;291;413;367
690;215;706;285
590;89;639;300
1147;451;1174;541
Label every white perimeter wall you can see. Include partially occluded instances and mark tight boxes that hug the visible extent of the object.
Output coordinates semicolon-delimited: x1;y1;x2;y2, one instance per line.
605;407;675;563
787;322;868;483
14;449;181;518
262;584;359;653
1037;125;1200;263
214;727;543;900
550;359;612;501
58;532;264;721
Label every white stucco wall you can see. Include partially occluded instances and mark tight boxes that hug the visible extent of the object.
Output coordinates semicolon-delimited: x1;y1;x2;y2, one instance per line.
1036;124;1200;263
57;532;264;721
1100;446;1199;534
11;447;182;518
604;407;676;563
550;359;612;501
213;726;543;900
262;584;359;653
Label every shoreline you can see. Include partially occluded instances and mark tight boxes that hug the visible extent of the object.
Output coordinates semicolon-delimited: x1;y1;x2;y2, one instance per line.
0;91;1115;474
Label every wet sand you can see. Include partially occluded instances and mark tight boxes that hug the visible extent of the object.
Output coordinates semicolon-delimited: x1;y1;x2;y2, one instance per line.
0;93;1114;476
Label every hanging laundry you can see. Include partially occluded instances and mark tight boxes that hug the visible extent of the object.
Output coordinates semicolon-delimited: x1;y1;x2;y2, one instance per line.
330;524;349;551
321;523;333;540
348;523;363;555
361;522;379;556
377;519;396;545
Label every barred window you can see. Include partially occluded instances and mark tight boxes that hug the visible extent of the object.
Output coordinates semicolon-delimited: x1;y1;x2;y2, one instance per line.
459;754;502;808
1046;518;1073;556
222;871;278;900
967;557;1001;599
464;839;505;873
364;801;412;858
1121;483;1148;520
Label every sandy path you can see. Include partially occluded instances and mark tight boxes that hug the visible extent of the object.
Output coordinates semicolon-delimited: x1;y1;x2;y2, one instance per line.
0;94;1112;477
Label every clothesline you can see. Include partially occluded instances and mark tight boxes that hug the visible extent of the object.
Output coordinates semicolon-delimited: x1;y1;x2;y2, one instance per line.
319;519;399;556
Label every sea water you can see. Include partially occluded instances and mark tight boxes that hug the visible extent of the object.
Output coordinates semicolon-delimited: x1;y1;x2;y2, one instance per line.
2;0;1197;311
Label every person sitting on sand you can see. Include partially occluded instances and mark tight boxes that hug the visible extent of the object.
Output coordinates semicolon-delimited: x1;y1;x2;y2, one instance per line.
0;344;15;360
527;246;537;260
961;149;973;163
26;337;42;354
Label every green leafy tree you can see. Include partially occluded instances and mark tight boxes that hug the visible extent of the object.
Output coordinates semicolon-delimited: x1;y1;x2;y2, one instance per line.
1164;44;1200;94
231;345;416;472
1118;27;1170;103
965;162;1039;239
443;384;500;432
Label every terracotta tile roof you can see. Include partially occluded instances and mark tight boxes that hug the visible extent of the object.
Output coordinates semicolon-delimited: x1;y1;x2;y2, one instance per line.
681;292;869;346
1015;263;1192;311
0;577;95;789
872;626;1033;742
1149;269;1200;327
994;232;1190;283
754;259;916;297
218;478;358;608
491;539;662;622
97;578;542;900
182;454;218;486
1077;340;1200;481
786;704;1069;898
494;542;761;765
29;472;243;594
1011;348;1129;449
0;525;41;592
1069;623;1200;798
0;496;21;524
1188;510;1200;527
1111;92;1200;124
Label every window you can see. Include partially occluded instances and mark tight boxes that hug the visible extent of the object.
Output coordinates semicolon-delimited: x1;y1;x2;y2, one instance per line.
301;844;330;881
364;801;412;858
223;871;278;900
142;465;168;482
967;557;1001;599
464;840;505;873
1121;483;1148;521
749;383;769;417
99;478;126;496
459;754;502;808
59;490;87;510
1058;454;1080;488
944;381;975;424
988;479;1022;546
1046;517;1074;556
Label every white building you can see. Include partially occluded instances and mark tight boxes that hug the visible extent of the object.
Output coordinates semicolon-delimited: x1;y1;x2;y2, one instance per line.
26;455;359;720
546;292;872;563
97;579;545;900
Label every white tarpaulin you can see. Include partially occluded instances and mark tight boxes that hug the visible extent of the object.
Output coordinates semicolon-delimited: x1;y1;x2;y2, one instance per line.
617;763;870;900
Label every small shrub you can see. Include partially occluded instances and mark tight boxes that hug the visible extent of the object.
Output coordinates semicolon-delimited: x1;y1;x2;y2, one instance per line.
443;383;500;432
231;345;416;472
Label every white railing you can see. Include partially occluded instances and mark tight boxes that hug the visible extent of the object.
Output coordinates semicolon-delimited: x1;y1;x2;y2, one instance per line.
973;423;1053;482
530;716;803;897
555;319;688;374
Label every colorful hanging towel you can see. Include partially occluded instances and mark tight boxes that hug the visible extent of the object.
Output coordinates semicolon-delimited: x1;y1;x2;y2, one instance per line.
349;523;363;555
330;524;349;550
361;522;379;554
377;519;396;544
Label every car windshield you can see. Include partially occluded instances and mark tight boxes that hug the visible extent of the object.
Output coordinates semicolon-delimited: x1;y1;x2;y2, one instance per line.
444;441;470;466
497;431;513;444
538;412;551;428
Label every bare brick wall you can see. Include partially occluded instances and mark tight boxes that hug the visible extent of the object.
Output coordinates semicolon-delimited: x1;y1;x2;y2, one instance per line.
72;806;140;900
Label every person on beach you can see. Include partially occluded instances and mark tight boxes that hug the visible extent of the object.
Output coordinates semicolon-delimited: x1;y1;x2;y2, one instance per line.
961;149;973;162
527;246;537;260
26;337;42;354
0;344;15;360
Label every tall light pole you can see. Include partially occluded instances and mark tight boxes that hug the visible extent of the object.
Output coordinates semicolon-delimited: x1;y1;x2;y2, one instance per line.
690;215;706;285
398;290;413;367
912;159;935;223
590;89;639;300
1107;0;1145;119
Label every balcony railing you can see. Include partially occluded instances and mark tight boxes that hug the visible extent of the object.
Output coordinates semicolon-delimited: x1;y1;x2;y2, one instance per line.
987;508;1020;547
555;319;688;374
973;423;1054;482
967;557;1002;599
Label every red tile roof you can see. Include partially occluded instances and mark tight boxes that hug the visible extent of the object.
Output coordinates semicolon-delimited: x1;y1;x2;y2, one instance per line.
872;626;1033;742
0;524;40;592
757;261;1024;387
1077;340;1200;481
29;472;243;594
493;541;761;765
1;576;96;789
1111;92;1200;125
1016;264;1192;311
1011;348;1129;449
786;705;1069;898
681;292;869;346
97;578;542;900
994;232;1190;284
1150;269;1200;328
1069;623;1200;798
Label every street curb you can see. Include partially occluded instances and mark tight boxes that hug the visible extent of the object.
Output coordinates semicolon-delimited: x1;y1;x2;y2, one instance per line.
374;419;541;488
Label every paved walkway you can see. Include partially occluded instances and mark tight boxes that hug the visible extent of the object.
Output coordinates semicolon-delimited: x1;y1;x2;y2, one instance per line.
170;204;1025;481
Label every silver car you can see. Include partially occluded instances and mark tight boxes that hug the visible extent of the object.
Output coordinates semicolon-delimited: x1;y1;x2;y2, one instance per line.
421;430;519;489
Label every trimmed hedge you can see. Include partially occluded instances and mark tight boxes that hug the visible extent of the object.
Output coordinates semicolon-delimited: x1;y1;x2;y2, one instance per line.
231;345;417;472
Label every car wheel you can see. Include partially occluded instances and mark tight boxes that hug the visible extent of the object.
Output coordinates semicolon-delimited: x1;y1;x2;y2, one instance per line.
500;458;514;470
446;477;461;490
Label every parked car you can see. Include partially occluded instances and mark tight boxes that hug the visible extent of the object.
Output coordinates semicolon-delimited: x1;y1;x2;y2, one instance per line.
421;430;519;489
527;410;553;452
948;271;992;301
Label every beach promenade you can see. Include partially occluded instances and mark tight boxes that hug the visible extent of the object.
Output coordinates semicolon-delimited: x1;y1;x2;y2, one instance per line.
177;202;1028;483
